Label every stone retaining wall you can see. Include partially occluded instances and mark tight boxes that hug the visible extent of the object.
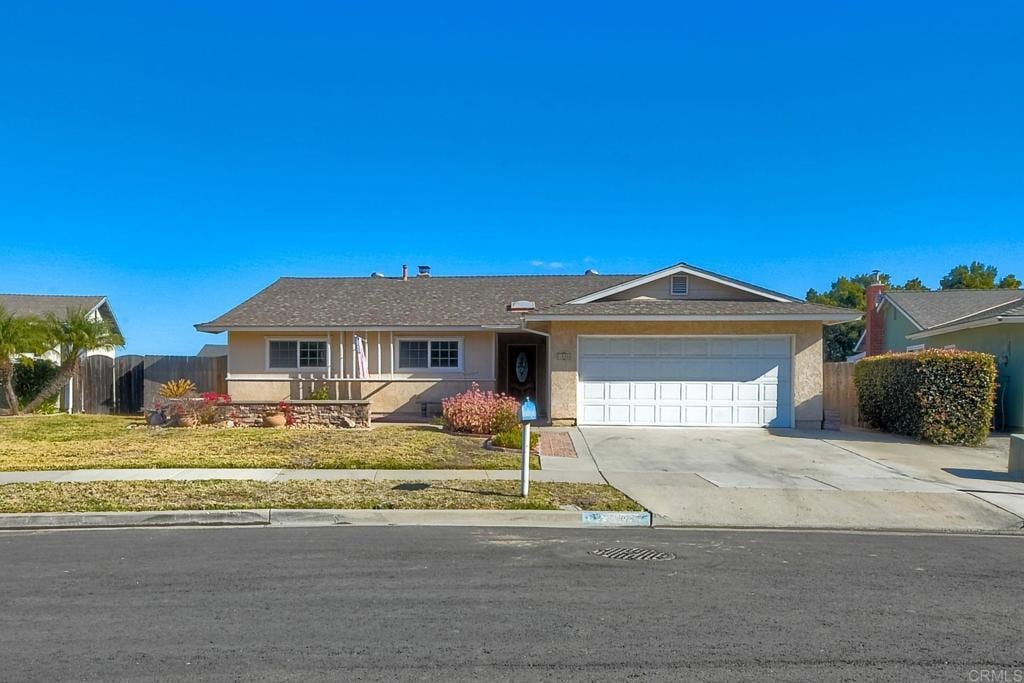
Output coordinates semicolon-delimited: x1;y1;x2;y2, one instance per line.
230;401;371;428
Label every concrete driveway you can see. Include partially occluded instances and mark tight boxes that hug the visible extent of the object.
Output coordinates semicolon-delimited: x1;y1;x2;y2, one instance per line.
579;427;1024;532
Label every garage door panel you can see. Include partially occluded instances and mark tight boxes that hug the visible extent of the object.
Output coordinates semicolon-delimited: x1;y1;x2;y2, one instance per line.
659;405;683;423
633;405;656;423
607;383;630;400
684;406;708;424
582;404;606;423
634;383;657;400
711;383;734;400
659;383;682;400
737;384;760;401
685;383;708;400
578;336;793;427
607;405;631;422
735;406;761;425
710;406;734;424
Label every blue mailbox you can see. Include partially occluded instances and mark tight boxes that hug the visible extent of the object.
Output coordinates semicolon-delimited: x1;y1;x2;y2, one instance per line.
519;397;537;423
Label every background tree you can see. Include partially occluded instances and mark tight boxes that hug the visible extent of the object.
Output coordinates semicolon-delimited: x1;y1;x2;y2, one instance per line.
807;273;933;361
20;308;125;414
939;261;1021;290
0;307;47;415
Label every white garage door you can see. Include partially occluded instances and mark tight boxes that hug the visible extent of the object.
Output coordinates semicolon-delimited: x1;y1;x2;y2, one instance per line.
578;336;792;427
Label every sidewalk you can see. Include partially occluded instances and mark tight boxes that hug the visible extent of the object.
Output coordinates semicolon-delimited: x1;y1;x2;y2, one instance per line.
0;467;606;485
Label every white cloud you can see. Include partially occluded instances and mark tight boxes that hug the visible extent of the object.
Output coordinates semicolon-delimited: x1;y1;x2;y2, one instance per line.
530;260;565;269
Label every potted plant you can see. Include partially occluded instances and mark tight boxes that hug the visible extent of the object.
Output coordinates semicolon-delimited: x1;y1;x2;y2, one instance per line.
263;401;293;428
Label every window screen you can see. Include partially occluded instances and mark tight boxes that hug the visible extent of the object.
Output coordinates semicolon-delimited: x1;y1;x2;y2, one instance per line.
268;341;297;368
399;340;429;368
298;341;327;367
430;340;460;368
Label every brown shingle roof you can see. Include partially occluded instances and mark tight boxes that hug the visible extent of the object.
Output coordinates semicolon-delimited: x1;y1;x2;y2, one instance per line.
0;294;107;318
196;275;638;330
884;290;1024;329
197;273;856;330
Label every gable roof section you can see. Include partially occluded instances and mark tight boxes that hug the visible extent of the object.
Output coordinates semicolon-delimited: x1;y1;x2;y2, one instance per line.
906;294;1024;339
0;293;122;338
883;290;1024;330
0;294;107;318
566;262;799;304
196;275;638;331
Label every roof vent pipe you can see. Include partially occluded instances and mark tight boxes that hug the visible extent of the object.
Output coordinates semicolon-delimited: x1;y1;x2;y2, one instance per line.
402;264;409;281
418;265;431;278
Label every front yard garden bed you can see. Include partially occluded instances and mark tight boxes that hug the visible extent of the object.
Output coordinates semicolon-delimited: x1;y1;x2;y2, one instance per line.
0;415;540;471
0;480;641;513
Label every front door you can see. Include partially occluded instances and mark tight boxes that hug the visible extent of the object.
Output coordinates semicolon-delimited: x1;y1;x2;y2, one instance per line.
505;344;538;403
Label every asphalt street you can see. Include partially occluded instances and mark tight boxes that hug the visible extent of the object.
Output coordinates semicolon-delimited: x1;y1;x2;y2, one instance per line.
1;526;1022;681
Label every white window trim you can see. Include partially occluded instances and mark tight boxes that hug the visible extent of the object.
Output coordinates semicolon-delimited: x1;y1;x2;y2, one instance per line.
265;337;330;371
670;275;689;296
395;337;465;373
906;343;926;352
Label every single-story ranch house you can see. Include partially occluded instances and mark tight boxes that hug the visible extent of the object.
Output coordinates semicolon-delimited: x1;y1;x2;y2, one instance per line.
196;263;858;429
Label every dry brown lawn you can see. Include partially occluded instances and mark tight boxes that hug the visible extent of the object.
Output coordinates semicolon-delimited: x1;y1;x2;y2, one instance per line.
0;479;641;513
0;415;539;471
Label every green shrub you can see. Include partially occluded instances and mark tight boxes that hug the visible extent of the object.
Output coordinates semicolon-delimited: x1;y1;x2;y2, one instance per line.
491;428;541;451
309;386;330;400
5;359;61;412
854;349;996;445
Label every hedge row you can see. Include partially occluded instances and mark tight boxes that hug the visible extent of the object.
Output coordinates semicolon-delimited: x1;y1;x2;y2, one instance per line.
854;349;996;446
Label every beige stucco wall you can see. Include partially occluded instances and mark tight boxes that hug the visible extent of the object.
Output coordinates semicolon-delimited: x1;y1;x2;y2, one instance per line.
226;330;497;412
542;320;824;429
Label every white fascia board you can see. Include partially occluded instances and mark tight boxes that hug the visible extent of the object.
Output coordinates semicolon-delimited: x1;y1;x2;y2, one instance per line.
877;295;923;331
523;313;861;322
90;297;124;338
566;264;796;304
906;316;1024;340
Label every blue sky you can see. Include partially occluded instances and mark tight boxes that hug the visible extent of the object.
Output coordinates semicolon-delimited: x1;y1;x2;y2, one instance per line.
1;1;1021;354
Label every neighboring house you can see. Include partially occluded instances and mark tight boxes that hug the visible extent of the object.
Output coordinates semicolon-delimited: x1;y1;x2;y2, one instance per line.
196;263;857;429
0;293;122;411
862;283;1024;430
197;344;229;358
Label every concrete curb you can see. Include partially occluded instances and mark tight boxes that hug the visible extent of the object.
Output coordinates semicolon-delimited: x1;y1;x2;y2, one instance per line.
0;509;271;530
0;509;652;530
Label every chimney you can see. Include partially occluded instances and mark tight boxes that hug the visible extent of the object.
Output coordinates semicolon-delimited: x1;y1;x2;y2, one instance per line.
402;264;409;281
864;281;887;356
417;265;431;278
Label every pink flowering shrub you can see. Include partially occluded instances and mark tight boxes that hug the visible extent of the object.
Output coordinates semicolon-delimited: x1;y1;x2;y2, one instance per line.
442;383;521;435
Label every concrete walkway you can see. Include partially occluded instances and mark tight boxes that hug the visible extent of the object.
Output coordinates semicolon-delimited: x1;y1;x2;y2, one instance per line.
0;467;606;485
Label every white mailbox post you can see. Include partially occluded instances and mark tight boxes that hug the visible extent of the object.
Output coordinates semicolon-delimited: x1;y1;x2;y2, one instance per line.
519;397;537;497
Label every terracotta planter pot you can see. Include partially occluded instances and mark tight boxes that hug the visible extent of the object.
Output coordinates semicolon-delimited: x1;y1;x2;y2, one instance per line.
263;412;287;428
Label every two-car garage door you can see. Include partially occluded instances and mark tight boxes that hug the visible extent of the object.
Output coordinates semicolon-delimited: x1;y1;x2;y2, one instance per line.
578;336;793;427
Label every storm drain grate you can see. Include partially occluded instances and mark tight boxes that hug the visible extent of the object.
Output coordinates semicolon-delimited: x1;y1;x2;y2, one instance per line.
591;547;675;561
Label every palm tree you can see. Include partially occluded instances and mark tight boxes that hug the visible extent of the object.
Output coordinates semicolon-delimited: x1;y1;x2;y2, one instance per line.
20;307;125;415
0;306;47;415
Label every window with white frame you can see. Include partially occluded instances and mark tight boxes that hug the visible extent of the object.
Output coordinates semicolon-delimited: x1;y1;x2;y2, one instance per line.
268;340;328;369
906;343;925;352
397;338;462;370
670;275;689;296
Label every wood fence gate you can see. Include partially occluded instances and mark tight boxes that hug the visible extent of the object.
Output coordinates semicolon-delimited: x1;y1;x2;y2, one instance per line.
68;355;227;414
822;362;861;429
